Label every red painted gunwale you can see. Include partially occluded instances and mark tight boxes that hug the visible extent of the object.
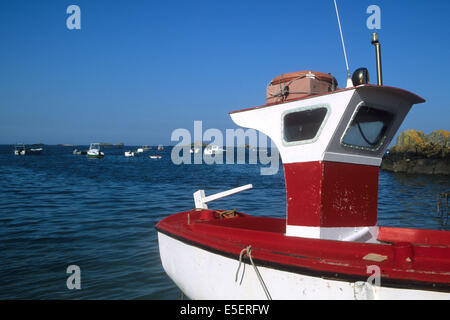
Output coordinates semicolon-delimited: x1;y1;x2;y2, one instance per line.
156;209;450;291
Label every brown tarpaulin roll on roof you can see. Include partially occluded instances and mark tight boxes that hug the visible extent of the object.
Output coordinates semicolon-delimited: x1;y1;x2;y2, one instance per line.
267;71;338;105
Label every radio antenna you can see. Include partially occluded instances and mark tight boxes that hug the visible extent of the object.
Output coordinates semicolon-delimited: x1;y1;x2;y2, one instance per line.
333;0;353;88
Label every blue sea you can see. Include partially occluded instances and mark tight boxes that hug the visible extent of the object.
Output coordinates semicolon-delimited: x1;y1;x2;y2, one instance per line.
0;145;448;299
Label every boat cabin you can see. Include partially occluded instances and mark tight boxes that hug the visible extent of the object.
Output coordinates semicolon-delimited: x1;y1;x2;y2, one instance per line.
230;83;425;241
156;29;449;300
89;143;101;151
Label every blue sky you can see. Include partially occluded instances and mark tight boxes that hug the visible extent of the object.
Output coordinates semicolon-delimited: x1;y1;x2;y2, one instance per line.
0;0;448;145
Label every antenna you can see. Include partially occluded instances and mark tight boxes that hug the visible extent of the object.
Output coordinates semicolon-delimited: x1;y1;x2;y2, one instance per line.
333;0;353;88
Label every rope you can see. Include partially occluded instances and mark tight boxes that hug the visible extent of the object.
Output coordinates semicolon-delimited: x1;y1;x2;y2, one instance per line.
211;208;237;219
235;245;272;300
279;74;284;100
268;73;333;100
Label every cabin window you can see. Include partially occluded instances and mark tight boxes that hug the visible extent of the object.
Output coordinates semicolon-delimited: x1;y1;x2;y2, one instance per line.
283;106;329;144
341;105;394;151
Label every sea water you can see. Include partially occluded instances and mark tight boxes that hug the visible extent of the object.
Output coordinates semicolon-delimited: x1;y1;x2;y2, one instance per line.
0;145;448;299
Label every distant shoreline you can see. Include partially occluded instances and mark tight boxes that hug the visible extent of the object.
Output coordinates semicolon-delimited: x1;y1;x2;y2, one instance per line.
381;129;449;175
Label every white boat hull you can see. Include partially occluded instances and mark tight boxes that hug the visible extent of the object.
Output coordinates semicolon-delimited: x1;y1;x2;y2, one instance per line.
158;232;449;300
14;148;42;155
87;150;104;158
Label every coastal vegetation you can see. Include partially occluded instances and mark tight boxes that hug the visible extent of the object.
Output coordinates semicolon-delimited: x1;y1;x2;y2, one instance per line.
381;129;450;175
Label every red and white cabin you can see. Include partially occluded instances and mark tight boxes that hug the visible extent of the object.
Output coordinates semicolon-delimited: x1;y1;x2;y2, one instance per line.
156;78;450;300
231;84;419;241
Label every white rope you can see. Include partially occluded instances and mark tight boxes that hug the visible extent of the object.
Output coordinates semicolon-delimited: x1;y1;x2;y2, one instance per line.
333;0;351;78
235;245;272;300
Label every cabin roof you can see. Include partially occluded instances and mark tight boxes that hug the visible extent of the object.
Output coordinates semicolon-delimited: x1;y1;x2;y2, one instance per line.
229;84;425;115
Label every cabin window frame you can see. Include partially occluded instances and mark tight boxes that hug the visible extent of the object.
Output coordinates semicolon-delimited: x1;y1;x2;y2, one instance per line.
281;104;331;147
340;101;395;152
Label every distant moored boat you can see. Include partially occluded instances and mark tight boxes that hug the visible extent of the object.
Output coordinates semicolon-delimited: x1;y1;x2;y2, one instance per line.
14;144;43;156
87;143;104;159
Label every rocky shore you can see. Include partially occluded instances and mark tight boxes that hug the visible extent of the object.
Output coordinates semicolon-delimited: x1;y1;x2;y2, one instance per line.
381;129;450;175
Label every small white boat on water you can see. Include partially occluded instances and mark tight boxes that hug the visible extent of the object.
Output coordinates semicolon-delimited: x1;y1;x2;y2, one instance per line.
14;144;43;156
73;148;87;155
203;144;224;155
125;146;149;157
149;155;162;159
87;143;104;159
190;147;200;154
14;144;26;156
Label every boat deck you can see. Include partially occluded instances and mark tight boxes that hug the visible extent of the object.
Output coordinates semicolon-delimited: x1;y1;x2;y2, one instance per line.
156;209;450;292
